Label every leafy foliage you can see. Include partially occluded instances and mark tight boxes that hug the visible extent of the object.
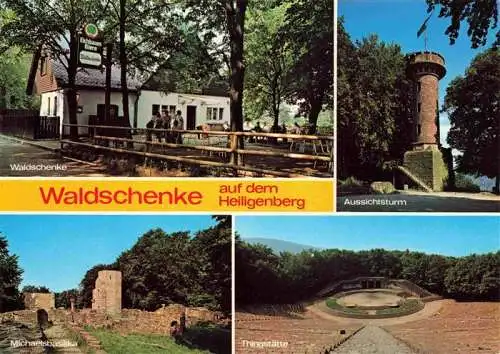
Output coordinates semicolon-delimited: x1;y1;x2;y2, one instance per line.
21;285;50;293
244;1;294;127
236;239;500;306
338;20;413;180
0;43;38;109
79;217;231;314
0;234;23;312
444;48;499;193
425;0;499;48
281;0;333;133
55;288;80;309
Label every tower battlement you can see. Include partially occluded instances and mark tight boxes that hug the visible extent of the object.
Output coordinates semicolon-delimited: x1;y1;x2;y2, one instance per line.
406;51;446;80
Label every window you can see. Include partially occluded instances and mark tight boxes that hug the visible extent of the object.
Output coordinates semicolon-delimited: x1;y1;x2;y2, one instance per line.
53;97;58;117
152;104;160;115
161;105;168;113
417;124;421;136
207;107;222;121
40;57;47;76
417;102;421;113
47;97;51;116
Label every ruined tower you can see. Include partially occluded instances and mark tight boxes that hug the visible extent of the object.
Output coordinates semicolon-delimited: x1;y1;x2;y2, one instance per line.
403;51;448;191
92;270;122;314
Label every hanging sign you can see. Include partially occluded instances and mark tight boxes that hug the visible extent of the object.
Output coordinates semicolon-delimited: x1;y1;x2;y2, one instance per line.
78;23;103;69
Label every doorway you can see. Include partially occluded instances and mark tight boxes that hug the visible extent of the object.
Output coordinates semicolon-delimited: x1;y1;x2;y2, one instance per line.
186;105;196;130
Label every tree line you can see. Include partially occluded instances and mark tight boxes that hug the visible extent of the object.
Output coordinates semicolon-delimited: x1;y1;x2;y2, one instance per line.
235;238;500;306
0;216;231;314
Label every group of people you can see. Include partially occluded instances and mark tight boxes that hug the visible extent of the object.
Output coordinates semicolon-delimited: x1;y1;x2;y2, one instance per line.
248;121;303;135
245;121;304;144
146;110;184;144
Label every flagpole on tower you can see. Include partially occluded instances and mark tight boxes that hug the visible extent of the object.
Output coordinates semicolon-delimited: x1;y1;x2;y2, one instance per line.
417;10;433;50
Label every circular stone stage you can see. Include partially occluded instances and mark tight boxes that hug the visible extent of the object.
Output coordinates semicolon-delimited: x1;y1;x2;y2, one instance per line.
337;291;402;309
325;289;425;319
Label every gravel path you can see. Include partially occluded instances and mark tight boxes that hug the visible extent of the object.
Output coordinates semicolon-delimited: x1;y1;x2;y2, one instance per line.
334;326;416;354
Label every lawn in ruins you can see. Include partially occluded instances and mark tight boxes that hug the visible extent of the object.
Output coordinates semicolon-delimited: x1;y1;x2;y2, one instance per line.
89;324;230;354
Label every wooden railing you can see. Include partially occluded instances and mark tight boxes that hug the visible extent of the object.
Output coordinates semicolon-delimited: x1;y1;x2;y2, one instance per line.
61;123;334;177
0;110;60;140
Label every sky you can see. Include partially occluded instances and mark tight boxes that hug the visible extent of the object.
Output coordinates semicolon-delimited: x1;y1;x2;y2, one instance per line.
237;216;500;257
0;215;218;292
338;0;498;147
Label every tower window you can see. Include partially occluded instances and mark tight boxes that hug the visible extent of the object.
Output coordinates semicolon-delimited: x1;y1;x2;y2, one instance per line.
417;124;421;136
417;103;421;113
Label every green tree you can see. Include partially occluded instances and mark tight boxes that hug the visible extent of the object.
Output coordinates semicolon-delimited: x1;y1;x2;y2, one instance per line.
180;0;247;140
281;0;333;133
244;1;294;128
55;288;80;309
191;218;232;313
425;0;498;48
0;0;106;138
444;252;500;299
21;285;50;293
99;0;182;128
0;42;38;109
0;234;23;312
143;27;225;94
338;33;413;180
444;48;499;193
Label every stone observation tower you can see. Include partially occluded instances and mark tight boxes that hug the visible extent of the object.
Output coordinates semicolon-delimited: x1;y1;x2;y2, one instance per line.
92;270;122;315
403;51;449;191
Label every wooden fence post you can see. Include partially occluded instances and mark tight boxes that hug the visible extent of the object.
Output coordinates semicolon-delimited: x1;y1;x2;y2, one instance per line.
230;133;238;167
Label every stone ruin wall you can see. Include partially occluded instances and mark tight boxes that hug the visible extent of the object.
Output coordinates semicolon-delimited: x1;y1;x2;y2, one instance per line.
92;270;122;314
23;292;55;311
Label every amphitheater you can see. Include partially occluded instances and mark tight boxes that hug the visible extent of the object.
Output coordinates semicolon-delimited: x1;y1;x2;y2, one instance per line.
236;277;484;354
316;277;442;320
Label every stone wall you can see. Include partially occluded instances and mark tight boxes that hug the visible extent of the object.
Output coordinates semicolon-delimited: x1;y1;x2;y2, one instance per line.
91;270;122;314
23;293;55;311
403;149;448;191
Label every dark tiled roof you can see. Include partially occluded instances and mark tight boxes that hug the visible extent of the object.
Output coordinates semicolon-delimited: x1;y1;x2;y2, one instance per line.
52;58;141;91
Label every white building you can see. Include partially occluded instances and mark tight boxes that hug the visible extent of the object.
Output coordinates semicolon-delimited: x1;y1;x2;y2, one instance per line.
29;56;230;136
136;90;230;130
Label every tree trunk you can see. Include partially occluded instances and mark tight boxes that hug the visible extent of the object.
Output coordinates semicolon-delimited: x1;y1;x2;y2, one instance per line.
226;0;246;165
120;0;129;126
119;0;133;147
308;99;322;134
67;31;79;139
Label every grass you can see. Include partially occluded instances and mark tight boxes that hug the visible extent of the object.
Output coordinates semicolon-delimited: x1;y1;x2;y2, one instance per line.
88;325;231;354
88;328;209;354
325;298;367;314
376;299;423;315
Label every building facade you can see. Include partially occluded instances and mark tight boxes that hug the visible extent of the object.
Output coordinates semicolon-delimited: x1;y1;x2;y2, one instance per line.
29;55;230;136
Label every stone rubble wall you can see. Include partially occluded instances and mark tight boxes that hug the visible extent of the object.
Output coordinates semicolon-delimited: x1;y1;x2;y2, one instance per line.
23;293;55;311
